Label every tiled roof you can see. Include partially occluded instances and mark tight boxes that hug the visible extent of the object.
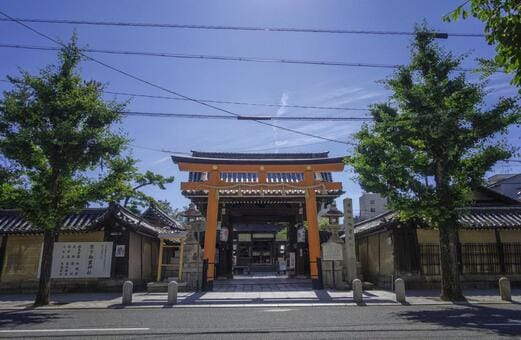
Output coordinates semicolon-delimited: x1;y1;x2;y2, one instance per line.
354;207;521;236
142;204;185;231
191;151;330;160
0;208;107;234
0;204;180;237
172;152;345;165
458;207;521;228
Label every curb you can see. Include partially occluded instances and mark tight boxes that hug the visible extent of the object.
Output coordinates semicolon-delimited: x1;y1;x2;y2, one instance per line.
0;300;513;311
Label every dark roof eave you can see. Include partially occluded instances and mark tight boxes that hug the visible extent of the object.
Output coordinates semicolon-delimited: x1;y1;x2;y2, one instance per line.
171;154;345;165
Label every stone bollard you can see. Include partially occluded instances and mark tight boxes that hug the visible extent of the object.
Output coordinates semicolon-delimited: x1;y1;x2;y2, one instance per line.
168;281;178;305
395;278;406;303
352;279;363;303
499;277;511;302
122;281;133;305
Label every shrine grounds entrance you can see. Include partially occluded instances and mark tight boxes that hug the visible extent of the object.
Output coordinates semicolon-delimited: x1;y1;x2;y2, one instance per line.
214;203;312;280
213;275;312;292
172;151;345;291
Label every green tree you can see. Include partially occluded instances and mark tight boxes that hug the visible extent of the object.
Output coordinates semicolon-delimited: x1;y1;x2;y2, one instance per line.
112;159;174;213
444;0;521;89
347;28;519;300
155;199;179;217
0;38;131;306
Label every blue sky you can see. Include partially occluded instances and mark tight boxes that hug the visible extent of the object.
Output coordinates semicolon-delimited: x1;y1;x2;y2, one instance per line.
1;0;519;215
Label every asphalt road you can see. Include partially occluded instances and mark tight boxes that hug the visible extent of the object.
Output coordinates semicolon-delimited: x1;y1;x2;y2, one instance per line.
1;304;521;339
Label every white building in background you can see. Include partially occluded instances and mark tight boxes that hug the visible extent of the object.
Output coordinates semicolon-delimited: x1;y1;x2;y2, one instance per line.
359;192;388;221
488;173;521;202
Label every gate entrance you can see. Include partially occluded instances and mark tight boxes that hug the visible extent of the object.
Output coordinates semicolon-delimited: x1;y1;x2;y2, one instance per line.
172;151;344;291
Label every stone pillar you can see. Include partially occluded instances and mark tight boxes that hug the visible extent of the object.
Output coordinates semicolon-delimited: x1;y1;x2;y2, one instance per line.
168;281;178;305
395;278;406;303
343;198;357;282
122;281;133;305
352;278;363;303
499;277;511;301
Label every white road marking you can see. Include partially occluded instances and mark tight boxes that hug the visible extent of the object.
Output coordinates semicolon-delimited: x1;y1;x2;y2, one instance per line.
263;308;295;312
0;327;150;333
481;323;521;326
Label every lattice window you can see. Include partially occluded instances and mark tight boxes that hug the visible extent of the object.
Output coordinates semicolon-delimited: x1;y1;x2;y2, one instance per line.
461;243;500;274
419;244;441;276
504;243;521;274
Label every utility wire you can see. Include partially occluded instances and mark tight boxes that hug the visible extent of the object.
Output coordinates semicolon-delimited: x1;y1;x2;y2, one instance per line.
0;79;369;111
0;10;354;146
122;110;371;121
0;43;497;72
0;17;485;37
104;90;370;112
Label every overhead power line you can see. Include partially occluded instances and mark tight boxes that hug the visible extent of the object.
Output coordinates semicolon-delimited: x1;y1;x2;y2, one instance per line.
0;79;369;112
122;110;371;121
0;10;354;146
0;43;496;72
0;17;485;37
105;90;370;112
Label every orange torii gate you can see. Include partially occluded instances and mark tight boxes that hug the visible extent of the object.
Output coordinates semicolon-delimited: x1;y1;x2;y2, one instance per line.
172;151;344;290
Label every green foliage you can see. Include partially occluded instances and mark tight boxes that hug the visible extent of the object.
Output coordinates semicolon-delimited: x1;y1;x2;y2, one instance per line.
347;24;520;228
444;0;521;89
114;160;175;213
319;217;330;230
155;199;178;217
0;36;130;229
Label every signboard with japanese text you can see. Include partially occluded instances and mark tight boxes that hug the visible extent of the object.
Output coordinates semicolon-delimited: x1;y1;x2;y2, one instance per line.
50;242;113;278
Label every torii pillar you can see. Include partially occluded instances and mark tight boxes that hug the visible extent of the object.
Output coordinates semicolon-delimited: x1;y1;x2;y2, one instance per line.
203;168;219;291
304;169;324;290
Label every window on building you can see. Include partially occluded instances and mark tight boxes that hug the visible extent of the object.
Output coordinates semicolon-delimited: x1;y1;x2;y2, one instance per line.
370;200;375;204
370;207;375;212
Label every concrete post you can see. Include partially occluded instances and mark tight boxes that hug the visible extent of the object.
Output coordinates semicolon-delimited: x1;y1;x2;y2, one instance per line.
122;281;133;305
352;278;363;303
168;281;178;305
343;198;357;282
499;277;511;301
395;278;406;303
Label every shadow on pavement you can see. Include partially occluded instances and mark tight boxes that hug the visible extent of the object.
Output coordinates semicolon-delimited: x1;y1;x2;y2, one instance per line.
397;304;521;336
0;309;63;328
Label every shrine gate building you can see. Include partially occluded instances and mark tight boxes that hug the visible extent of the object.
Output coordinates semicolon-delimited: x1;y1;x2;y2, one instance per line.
172;151;344;290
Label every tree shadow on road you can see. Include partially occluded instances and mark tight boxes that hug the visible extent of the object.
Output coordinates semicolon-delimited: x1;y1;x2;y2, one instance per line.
396;304;521;336
0;310;63;328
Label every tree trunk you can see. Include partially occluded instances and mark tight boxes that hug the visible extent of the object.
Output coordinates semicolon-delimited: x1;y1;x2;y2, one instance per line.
34;229;57;306
438;225;464;301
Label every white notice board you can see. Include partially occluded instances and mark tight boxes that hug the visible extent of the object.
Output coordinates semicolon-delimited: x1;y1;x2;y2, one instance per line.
50;242;113;278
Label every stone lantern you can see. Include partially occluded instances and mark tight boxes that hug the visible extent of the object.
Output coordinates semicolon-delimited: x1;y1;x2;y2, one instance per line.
321;202;344;242
179;203;204;290
320;201;345;289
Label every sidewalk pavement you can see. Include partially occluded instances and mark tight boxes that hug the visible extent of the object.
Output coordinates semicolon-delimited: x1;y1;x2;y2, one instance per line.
0;289;519;309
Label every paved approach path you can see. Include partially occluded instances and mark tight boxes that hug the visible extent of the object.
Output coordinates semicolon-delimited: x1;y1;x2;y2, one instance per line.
0;288;520;309
213;275;312;292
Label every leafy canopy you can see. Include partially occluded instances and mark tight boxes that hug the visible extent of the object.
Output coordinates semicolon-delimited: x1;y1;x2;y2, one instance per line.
105;157;175;213
347;26;520;227
0;37;130;230
445;0;521;89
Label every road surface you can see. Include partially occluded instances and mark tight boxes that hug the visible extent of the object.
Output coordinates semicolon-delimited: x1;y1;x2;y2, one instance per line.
1;304;520;338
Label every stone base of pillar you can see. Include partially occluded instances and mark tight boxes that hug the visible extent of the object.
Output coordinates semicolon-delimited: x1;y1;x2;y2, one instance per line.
321;260;345;289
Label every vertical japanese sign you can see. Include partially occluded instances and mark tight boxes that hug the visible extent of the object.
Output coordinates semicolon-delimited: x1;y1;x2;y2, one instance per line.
49;242;113;278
